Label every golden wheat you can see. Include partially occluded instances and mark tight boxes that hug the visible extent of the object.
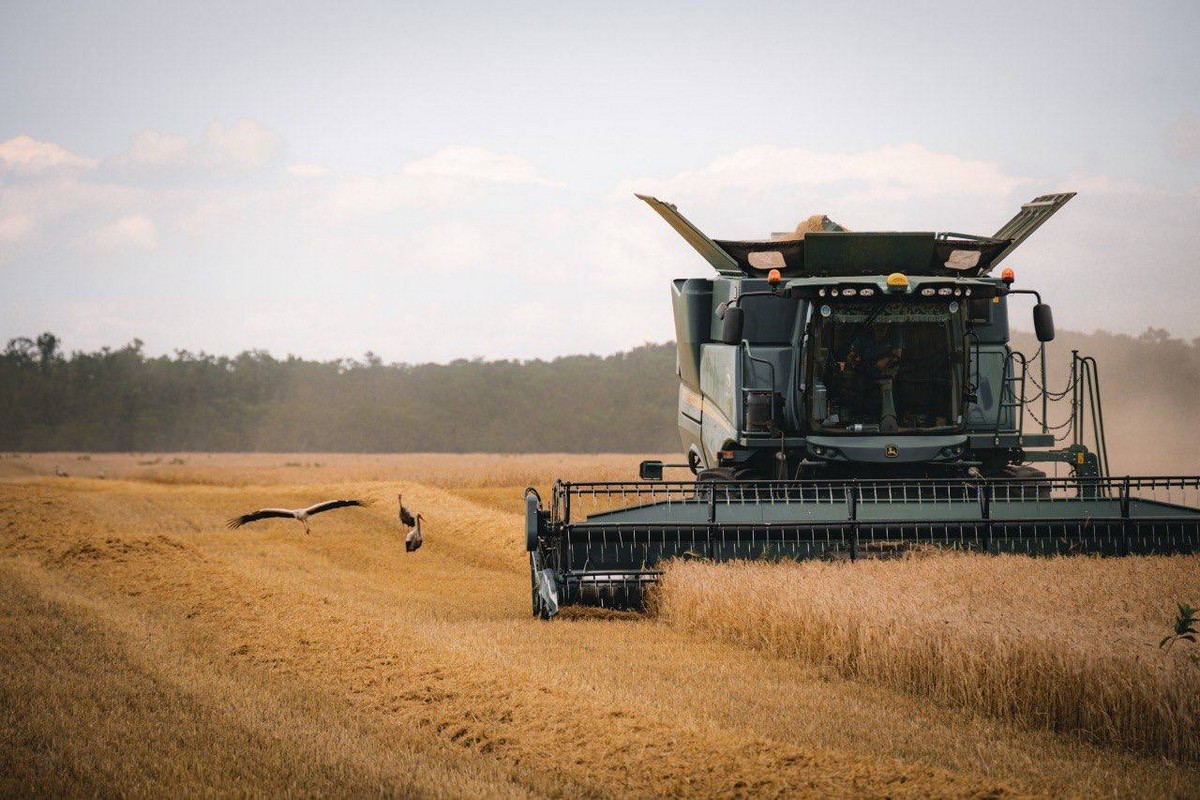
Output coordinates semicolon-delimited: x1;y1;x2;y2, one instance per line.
653;555;1200;761
3;455;1199;797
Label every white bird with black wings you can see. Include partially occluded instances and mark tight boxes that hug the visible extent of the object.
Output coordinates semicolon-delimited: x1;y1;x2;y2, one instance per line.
398;493;423;552
226;499;367;534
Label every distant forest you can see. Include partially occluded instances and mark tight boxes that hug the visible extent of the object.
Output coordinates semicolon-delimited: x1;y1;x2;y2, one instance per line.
0;334;676;452
2;330;1199;464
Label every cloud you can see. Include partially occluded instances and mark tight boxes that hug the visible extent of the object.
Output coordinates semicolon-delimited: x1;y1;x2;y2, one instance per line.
615;143;1025;203
403;220;488;270
1060;172;1148;195
403;145;562;186
201;119;283;170
331;220;489;274
0;135;97;174
1164;112;1200;161
86;215;159;251
320;147;560;220
0;214;34;243
10;127;1200;361
579;203;692;289
107;119;283;174
323;174;425;218
287;162;330;178
113;130;191;168
176;193;254;236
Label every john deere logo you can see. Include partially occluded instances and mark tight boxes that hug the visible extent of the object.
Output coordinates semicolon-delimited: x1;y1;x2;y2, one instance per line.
885;444;899;458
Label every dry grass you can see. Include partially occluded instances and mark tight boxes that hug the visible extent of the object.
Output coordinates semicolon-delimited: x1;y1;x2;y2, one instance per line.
0;560;523;799
654;555;1200;762
2;455;1199;797
0;451;657;490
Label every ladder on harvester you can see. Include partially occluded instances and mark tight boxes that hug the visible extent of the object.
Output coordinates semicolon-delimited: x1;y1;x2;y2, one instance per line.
999;350;1028;437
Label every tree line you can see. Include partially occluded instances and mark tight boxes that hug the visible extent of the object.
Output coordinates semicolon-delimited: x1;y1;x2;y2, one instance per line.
0;335;678;452
2;330;1198;462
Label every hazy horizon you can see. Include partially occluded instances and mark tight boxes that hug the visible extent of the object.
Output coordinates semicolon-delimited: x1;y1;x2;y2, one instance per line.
6;322;1196;369
3;1;1199;363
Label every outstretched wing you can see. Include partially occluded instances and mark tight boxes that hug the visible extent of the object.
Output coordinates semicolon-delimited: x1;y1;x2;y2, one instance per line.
227;508;296;529
305;499;368;517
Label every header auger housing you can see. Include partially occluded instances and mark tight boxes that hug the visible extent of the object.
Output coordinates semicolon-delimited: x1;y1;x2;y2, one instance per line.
525;193;1200;618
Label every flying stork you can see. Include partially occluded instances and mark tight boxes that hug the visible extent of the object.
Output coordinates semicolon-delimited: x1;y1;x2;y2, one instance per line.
226;499;367;534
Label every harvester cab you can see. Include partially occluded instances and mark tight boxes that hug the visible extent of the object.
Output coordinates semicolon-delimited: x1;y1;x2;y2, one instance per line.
648;192;1076;482
524;194;1200;618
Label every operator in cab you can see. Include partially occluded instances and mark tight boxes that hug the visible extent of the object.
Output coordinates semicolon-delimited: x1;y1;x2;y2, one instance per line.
844;323;905;432
848;323;905;377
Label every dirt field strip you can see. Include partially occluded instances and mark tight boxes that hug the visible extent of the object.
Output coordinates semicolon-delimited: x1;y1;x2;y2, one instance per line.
0;560;527;799
3;456;1199;797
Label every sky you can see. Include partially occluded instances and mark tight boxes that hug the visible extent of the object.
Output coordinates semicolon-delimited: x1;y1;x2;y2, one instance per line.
1;0;1198;363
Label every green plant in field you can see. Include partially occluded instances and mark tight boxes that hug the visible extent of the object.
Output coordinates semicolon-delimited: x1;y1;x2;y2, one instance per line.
1159;603;1198;652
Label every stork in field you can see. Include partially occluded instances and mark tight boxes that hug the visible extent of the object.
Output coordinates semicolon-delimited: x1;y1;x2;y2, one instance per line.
398;493;423;552
226;499;367;534
406;514;425;552
398;493;416;528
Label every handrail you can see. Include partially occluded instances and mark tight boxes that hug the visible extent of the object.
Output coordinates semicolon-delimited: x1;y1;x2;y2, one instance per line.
1073;353;1110;478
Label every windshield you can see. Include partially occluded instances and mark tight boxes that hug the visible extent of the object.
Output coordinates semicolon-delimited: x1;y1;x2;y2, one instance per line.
808;300;962;434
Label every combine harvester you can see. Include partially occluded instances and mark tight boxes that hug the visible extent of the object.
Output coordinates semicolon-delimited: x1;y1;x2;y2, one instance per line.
525;193;1200;617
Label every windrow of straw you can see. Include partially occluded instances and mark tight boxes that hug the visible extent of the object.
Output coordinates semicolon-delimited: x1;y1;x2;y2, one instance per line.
652;554;1200;762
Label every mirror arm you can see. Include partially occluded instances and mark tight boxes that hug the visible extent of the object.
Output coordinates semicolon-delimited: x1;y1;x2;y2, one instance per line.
716;287;791;318
1009;288;1055;343
1005;288;1043;304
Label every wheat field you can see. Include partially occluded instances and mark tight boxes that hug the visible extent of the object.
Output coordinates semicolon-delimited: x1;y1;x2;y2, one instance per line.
2;452;1199;798
654;556;1200;761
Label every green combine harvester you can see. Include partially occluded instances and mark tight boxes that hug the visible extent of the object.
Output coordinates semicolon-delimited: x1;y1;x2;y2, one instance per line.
525;193;1200;617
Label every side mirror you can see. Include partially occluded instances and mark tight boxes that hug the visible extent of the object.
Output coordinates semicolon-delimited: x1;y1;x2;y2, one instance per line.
719;305;744;345
1033;303;1055;342
638;460;664;481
